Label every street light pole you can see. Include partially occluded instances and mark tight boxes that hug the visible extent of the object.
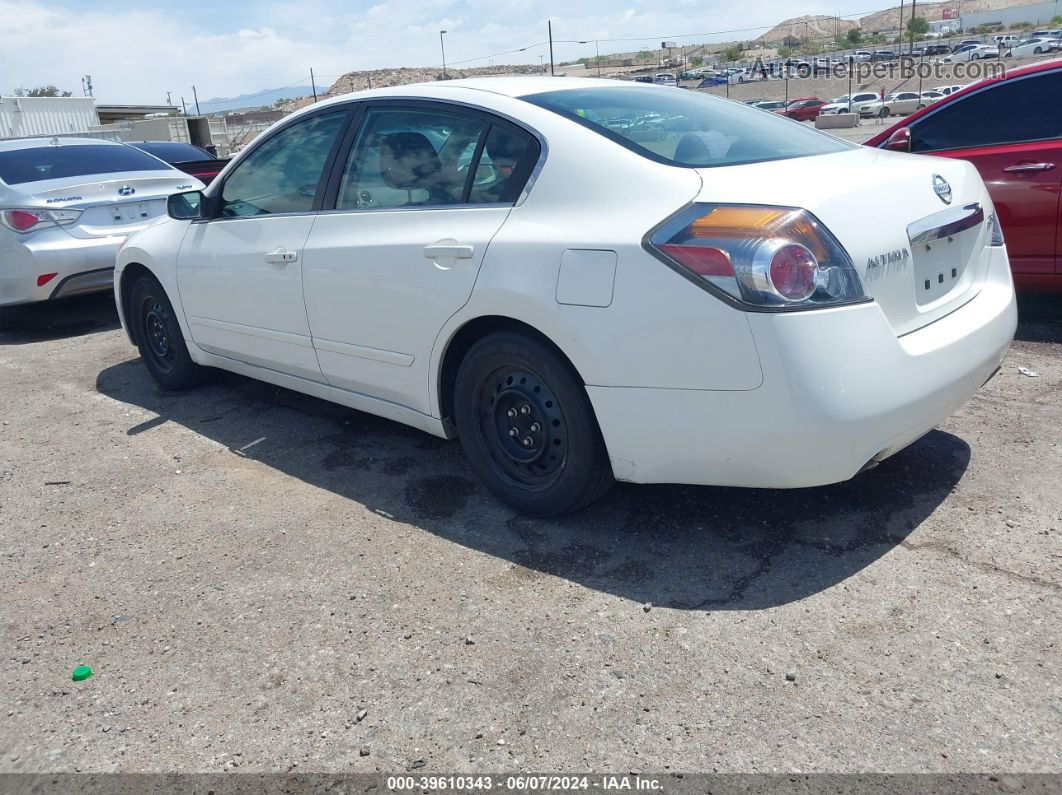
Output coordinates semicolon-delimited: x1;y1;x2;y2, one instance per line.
439;30;448;80
548;20;555;75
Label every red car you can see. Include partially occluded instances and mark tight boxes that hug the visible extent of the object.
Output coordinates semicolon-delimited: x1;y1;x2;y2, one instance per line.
865;59;1062;291
776;97;825;121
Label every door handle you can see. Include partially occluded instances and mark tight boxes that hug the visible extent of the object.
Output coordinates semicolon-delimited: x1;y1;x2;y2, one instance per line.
264;248;298;264
423;244;474;260
1003;162;1055;173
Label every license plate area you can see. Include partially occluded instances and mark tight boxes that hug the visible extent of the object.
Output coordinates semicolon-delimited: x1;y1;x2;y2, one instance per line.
109;201;159;224
913;234;968;305
907;202;984;307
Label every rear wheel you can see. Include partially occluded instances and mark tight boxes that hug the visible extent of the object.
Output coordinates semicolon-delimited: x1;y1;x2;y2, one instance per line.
453;331;613;517
129;274;206;389
0;305;21;331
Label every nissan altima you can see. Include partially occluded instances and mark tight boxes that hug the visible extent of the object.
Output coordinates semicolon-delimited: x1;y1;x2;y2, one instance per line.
114;78;1017;516
0;137;202;329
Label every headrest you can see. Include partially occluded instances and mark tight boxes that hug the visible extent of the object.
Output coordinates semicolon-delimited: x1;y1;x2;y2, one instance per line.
379;132;442;190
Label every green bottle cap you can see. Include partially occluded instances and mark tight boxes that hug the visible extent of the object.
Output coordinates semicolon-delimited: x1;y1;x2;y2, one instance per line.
72;665;93;681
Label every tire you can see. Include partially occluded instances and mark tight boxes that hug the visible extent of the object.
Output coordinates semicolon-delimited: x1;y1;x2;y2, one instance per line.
881;107;891;117
787;112;797;119
917;103;926;110
1034;47;1042;54
129;274;206;389
0;305;22;331
453;331;614;517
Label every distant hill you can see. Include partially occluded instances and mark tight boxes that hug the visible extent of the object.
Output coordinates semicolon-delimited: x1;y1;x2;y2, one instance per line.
197;85;328;114
758;0;1041;43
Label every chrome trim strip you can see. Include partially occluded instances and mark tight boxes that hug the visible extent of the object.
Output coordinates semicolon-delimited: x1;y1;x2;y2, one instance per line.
907;202;984;247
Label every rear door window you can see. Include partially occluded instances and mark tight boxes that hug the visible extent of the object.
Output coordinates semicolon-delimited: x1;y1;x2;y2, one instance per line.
333;105;539;210
909;70;1062;152
0;144;172;185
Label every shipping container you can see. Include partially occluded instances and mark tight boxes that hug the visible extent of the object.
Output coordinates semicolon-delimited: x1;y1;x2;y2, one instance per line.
0;96;99;139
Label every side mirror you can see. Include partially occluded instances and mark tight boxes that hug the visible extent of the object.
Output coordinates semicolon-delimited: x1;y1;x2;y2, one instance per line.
167;190;205;221
884;127;912;153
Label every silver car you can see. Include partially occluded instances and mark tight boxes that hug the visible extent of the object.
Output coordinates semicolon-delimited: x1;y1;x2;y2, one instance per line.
0;137;201;329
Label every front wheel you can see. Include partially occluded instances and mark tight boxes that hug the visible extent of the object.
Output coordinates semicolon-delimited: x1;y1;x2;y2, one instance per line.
1034;47;1043;54
453;331;613;517
129;274;206;389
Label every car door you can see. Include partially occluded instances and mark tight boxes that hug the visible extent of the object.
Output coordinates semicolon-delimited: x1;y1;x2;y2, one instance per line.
908;68;1062;277
301;102;542;412
176;108;350;380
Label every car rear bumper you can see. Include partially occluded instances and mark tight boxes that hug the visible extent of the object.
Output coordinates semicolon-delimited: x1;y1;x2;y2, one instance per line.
0;227;122;306
588;249;1017;487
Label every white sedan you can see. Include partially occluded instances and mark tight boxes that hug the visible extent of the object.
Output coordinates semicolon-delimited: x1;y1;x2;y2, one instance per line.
818;92;880;115
115;77;1016;516
0;138;201;329
944;45;1000;62
856;91;927;117
1007;37;1061;58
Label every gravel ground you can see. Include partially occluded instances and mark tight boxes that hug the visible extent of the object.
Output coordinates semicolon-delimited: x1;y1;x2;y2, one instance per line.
1;292;1060;775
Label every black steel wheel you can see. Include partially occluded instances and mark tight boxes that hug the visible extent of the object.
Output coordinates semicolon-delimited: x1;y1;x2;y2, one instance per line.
454;331;613;516
129;274;206;389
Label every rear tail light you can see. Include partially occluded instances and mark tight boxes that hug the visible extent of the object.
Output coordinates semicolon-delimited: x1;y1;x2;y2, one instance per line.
647;204;866;310
987;212;1005;247
0;208;82;234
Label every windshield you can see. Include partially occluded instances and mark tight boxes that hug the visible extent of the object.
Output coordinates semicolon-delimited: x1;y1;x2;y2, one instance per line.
0;144;172;185
521;86;851;168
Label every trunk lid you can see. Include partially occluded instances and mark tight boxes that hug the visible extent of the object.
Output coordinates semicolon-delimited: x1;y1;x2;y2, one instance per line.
692;146;992;335
18;172;199;239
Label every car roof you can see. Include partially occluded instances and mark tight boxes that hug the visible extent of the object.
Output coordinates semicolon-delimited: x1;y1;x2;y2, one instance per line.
283;76;688;125
0;136;125;153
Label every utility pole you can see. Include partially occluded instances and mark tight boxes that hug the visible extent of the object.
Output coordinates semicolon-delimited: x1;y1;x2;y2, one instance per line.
192;84;201;116
165;91;172;106
548;20;555;75
310;68;318;102
439;30;448;79
181;96;187;115
899;0;906;54
848;55;854;105
910;0;918;56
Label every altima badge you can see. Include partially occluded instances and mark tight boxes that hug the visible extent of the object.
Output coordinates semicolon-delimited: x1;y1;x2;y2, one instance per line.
932;175;952;205
118;185;136;196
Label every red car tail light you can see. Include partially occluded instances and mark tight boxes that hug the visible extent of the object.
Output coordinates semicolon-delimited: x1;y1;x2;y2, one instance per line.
646;204;867;310
2;209;47;232
0;208;83;234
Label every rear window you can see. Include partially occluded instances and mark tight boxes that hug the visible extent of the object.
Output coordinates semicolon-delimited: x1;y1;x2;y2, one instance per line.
521;86;850;168
0;144;173;185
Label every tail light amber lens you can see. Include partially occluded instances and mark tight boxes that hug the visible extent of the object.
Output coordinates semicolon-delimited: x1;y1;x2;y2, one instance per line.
646;203;866;310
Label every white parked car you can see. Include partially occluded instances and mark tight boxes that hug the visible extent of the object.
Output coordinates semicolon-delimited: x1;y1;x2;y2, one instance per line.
1007;37;1061;58
944;44;999;62
932;84;967;95
856;91;927;117
819;92;880;114
0;138;201;329
115;78;1016;516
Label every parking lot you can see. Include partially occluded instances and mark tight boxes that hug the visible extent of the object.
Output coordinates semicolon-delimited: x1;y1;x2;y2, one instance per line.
1;292;1059;773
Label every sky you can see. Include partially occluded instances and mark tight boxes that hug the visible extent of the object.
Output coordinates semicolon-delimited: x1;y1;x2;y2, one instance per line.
1;0;885;104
